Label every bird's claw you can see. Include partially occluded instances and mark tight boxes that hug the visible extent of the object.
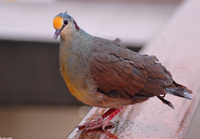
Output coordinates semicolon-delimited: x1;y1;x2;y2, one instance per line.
78;121;114;131
78;118;102;130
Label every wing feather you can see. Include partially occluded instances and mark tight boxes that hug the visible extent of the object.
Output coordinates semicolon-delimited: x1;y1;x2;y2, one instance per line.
89;38;174;100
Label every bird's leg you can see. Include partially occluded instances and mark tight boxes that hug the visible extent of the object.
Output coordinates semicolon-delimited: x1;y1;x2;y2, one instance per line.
78;107;123;131
102;108;117;119
101;107;123;130
78;108;116;130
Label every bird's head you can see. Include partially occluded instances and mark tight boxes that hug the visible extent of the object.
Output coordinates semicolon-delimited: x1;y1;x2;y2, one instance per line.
53;12;80;39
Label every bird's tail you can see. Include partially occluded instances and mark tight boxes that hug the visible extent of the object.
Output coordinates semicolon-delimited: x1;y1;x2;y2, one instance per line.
157;95;175;109
164;81;193;100
157;82;192;109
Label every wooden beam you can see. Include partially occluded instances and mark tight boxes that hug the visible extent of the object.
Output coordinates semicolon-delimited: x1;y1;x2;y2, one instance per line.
67;0;200;138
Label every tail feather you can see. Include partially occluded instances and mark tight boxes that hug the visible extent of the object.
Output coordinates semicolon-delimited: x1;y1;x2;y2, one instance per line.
157;96;174;109
164;87;193;100
158;82;192;109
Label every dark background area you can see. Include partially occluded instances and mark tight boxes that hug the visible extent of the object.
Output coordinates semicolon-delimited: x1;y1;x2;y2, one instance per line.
0;40;79;105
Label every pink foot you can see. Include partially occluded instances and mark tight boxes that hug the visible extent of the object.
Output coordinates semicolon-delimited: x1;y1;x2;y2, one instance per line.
78;107;123;131
78;119;114;131
78;118;103;130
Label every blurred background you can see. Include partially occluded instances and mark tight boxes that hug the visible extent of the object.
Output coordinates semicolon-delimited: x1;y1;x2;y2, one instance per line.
0;0;199;139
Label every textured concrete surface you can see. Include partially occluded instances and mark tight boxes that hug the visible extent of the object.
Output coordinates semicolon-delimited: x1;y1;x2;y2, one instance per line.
185;101;200;139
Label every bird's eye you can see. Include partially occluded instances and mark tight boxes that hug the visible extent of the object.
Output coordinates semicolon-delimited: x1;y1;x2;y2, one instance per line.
63;19;68;25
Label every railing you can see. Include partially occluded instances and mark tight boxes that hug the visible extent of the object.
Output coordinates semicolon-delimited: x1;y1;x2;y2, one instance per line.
67;0;200;138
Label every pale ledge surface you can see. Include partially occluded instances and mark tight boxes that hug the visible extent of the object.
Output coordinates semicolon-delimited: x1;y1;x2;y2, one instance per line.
0;1;178;45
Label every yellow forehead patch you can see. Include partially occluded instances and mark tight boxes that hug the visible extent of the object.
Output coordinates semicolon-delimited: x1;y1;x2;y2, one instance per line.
53;16;63;29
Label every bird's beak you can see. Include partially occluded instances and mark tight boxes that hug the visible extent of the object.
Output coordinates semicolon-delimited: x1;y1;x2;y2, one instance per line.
54;29;61;39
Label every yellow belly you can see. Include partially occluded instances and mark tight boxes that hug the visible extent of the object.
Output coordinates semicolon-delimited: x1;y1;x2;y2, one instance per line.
60;62;94;105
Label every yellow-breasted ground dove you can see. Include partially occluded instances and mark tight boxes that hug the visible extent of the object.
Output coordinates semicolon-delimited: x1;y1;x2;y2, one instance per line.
53;12;192;131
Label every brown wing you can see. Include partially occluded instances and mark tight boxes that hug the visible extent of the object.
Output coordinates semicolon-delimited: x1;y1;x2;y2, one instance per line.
89;38;173;99
138;56;173;96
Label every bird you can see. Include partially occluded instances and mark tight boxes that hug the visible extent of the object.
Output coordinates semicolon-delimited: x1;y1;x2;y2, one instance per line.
53;12;193;131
